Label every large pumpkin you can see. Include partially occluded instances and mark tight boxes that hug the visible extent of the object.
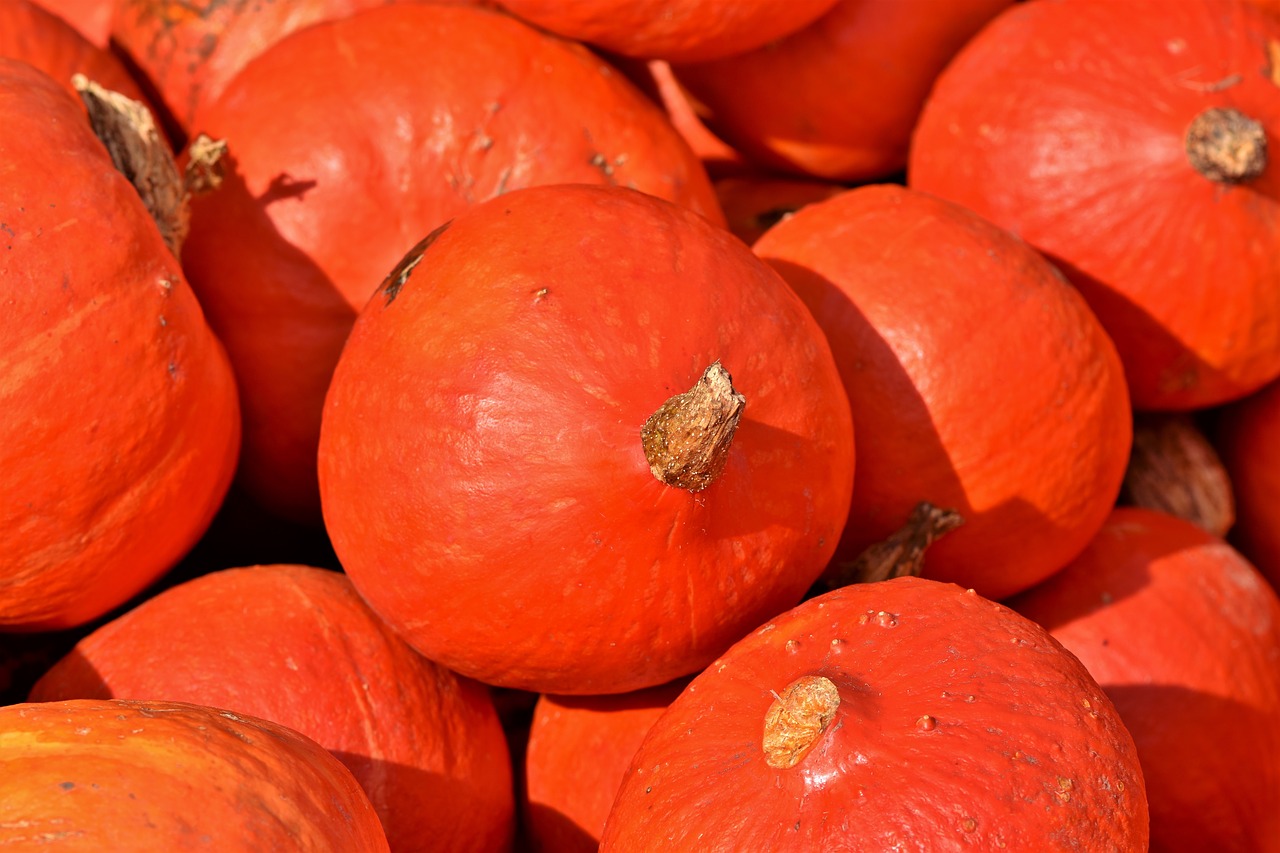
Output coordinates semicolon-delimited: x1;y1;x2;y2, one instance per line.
753;184;1131;600
0;698;389;851
318;183;854;695
29;565;514;853
909;0;1280;411
182;2;723;524
1009;508;1280;852
0;0;145;101
599;576;1149;850
0;59;239;631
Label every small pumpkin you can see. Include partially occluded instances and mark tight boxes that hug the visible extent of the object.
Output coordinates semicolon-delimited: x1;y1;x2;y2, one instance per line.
599;576;1149;850
0;698;389;851
318;183;854;695
1008;507;1280;852
909;0;1280;410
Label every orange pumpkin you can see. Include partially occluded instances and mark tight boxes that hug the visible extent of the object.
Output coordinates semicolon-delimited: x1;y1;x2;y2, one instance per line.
1217;379;1280;589
0;0;145;101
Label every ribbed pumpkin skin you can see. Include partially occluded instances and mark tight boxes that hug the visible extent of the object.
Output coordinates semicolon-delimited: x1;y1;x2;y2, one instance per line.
599;577;1149;851
0;60;240;631
909;0;1280;411
671;0;1013;181
29;565;514;853
1217;379;1280;589
0;699;389;851
0;0;145;100
318;184;854;695
182;2;723;524
1009;508;1280;852
496;0;840;63
754;184;1131;600
524;680;686;853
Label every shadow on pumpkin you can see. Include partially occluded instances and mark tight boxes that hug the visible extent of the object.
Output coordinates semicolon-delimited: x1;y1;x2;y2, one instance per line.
520;802;602;853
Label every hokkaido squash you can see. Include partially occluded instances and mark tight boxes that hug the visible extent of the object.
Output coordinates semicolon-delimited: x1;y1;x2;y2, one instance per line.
182;2;724;524
599;576;1149;850
0;59;239;631
753;184;1131;600
29;565;514;853
318;183;854;695
0;0;145;101
909;0;1280;411
0;698;389;851
1009;508;1280;852
1216;379;1280;589
28;0;114;45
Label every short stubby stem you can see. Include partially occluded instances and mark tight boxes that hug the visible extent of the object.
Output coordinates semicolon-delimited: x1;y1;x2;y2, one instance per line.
641;361;745;492
762;675;841;770
1185;107;1267;183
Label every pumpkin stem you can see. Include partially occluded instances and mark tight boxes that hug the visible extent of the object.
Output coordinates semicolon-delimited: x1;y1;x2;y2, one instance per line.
1121;413;1234;538
642;362;745;492
762;675;840;770
1185;107;1267;183
823;501;964;590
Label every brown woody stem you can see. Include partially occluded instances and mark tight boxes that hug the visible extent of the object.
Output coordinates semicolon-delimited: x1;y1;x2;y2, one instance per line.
1121;413;1234;538
762;675;840;770
641;362;745;492
824;502;964;590
1185;107;1267;183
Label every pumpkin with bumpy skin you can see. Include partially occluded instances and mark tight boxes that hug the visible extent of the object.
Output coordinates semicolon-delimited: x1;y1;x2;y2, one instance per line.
600;576;1149;851
318;183;854;696
0;698;389;851
909;0;1280;411
0;59;239;632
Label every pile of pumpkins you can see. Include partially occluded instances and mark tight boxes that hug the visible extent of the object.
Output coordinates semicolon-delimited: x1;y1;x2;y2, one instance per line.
3;0;1279;850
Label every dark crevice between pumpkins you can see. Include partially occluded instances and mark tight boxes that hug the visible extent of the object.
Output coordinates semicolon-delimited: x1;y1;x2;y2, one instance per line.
379;219;454;306
1185;107;1267;184
818;501;964;594
1120;412;1235;538
642;362;745;492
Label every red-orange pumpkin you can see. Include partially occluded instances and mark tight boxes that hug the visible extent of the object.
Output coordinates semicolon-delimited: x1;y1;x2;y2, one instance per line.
753;184;1132;600
0;698;390;851
670;0;1013;181
0;59;239;631
1217;379;1280;589
0;0;145;101
182;2;724;524
30;565;514;853
29;0;114;45
1008;508;1280;852
318;183;854;695
599;576;1149;850
909;0;1280;411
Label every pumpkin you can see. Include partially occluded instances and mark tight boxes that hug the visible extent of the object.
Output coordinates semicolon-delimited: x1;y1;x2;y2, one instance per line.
318;183;854;695
28;0;114;45
599;576;1149;850
909;0;1280;411
0;698;389;851
181;2;724;524
29;564;514;853
0;0;145;101
1008;507;1280;852
495;0;841;63
669;0;1013;181
0;59;240;631
523;679;687;853
1216;378;1280;589
753;184;1131;600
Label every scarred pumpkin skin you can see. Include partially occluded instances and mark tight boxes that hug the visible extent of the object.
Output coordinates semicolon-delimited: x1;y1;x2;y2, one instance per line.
909;0;1280;411
0;699;390;851
182;2;724;524
523;679;687;853
599;576;1149;851
0;60;240;631
318;183;854;695
1217;379;1280;589
754;184;1132;600
0;0;145;101
29;565;515;853
670;0;1014;181
496;0;841;63
1008;508;1280;852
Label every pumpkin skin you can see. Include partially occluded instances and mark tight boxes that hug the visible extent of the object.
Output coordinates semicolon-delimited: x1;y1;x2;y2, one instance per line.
753;184;1131;600
1008;508;1280;852
670;0;1014;181
318;183;854;695
182;2;724;524
29;0;115;45
909;0;1280;411
1217;379;1280;589
0;698;389;851
714;175;846;246
523;679;687;853
0;60;240;631
599;576;1149;850
0;0;145;101
496;0;841;63
29;565;514;853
